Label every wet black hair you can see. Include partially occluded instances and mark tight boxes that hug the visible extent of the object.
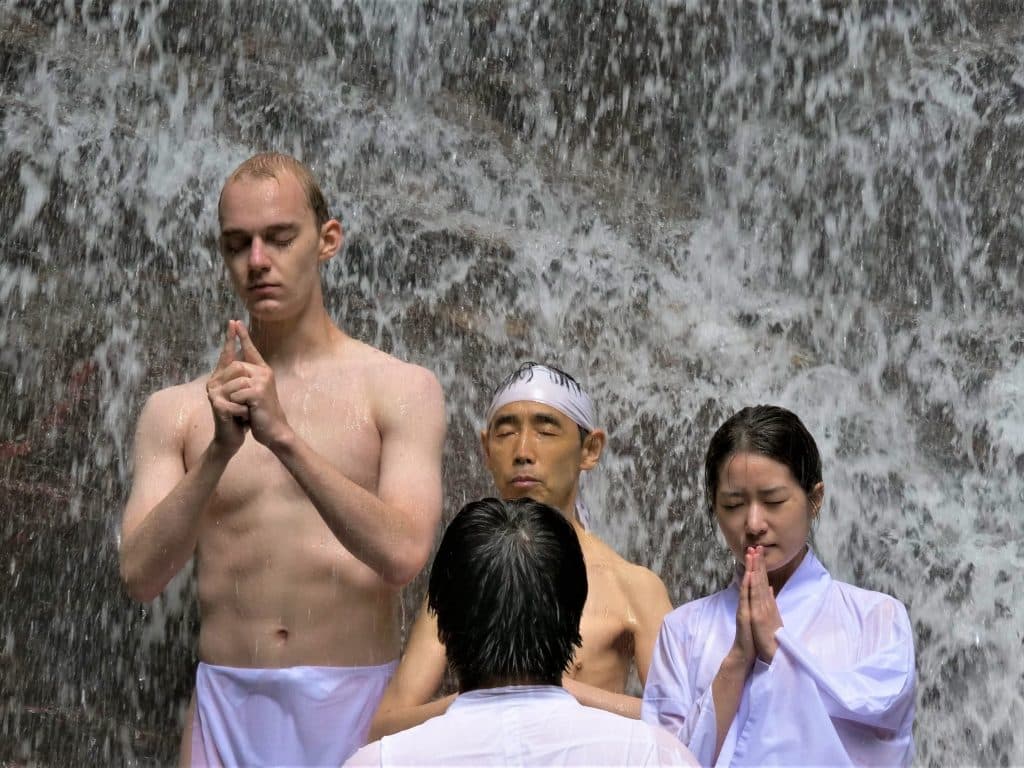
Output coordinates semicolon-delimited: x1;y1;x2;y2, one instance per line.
491;360;585;397
428;497;588;691
703;405;823;519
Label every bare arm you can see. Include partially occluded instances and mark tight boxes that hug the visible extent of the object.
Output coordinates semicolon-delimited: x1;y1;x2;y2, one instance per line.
563;678;642;718
119;389;199;602
119;394;244;601
120;327;249;601
711;650;751;760
233;324;446;587
628;565;673;686
369;601;453;740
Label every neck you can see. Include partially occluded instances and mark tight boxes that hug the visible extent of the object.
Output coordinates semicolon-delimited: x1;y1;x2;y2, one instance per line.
248;302;341;367
559;489;586;534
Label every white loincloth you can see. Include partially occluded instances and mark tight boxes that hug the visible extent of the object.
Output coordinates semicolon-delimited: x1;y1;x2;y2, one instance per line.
190;660;397;767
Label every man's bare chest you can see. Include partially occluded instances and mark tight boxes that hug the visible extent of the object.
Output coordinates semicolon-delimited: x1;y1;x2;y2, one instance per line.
183;378;382;500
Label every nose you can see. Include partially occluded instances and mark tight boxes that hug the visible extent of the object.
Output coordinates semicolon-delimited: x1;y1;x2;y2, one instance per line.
248;237;270;271
513;430;536;465
745;502;767;539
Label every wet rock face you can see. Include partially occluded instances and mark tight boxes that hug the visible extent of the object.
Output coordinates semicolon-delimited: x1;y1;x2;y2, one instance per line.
2;0;1023;764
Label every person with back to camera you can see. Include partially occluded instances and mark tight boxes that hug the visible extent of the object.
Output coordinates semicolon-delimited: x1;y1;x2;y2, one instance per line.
347;497;698;767
118;152;446;766
641;405;916;766
369;363;673;740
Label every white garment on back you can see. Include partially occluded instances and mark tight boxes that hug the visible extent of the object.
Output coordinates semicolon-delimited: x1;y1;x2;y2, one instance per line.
346;685;697;767
191;660;397;767
642;550;915;767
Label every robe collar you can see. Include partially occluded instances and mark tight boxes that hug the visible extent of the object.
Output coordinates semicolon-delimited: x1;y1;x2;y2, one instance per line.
449;684;574;712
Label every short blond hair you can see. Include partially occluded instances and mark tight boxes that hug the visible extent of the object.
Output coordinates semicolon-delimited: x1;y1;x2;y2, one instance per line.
219;152;331;228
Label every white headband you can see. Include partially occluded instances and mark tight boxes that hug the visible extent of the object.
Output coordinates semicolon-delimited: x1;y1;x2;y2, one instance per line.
485;365;597;431
485;365;598;529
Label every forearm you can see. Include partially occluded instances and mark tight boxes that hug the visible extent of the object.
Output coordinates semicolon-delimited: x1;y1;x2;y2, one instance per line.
270;430;430;585
369;693;456;740
562;678;641;718
119;444;230;601
711;652;750;761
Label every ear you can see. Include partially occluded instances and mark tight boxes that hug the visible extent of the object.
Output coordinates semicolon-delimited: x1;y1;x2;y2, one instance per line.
809;482;825;519
479;429;491;463
318;219;343;263
579;428;606;472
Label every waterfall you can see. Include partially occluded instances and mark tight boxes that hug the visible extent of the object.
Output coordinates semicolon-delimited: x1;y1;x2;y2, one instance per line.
1;1;1021;763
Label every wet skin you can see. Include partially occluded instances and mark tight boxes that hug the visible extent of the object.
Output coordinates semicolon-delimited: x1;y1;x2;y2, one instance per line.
368;400;673;737
119;169;446;762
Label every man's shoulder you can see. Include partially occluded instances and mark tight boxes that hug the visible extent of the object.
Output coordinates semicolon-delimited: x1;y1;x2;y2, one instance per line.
616;560;671;620
343;342;443;416
580;535;670;620
585;538;668;603
339;339;441;392
132;380;207;449
140;378;206;419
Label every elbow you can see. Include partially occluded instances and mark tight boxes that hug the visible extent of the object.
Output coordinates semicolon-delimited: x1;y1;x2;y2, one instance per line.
380;540;432;588
367;710;390;742
119;557;163;604
380;561;420;589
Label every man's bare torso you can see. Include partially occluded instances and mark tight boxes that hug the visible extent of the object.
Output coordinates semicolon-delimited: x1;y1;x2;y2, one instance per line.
565;532;652;692
168;339;411;668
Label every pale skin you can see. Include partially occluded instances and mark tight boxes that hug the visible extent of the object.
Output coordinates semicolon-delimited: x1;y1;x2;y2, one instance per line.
708;452;824;761
369;401;672;739
118;167;445;762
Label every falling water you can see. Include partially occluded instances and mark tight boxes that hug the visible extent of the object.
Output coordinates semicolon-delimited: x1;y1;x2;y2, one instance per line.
1;1;1022;764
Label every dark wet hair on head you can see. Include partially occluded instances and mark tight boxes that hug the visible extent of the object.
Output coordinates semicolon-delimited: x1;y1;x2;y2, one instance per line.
428;497;587;691
491;361;585;399
219;151;332;229
704;405;823;519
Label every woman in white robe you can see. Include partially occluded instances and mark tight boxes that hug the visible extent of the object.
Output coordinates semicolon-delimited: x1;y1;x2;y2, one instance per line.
642;405;915;767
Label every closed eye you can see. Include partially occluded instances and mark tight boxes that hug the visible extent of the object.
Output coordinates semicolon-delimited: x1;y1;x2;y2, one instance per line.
222;238;249;255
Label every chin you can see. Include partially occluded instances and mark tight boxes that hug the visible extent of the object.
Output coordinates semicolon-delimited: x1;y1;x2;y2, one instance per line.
246;304;294;322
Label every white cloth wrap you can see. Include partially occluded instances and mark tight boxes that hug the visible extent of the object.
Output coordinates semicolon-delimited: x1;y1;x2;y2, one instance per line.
190;660;397;767
485;365;598;529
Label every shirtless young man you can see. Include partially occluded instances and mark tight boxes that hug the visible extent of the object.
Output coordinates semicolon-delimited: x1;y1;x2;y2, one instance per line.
119;153;446;766
369;363;672;739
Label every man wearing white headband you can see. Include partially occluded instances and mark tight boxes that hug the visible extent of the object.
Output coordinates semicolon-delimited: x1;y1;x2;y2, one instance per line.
366;362;673;739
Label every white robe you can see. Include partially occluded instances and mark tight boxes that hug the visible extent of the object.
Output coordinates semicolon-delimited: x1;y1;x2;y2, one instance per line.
346;685;698;767
641;550;915;766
